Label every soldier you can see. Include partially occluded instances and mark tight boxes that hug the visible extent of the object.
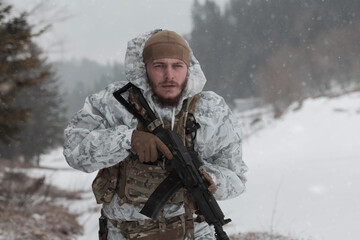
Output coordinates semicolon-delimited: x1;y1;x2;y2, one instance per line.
63;29;247;240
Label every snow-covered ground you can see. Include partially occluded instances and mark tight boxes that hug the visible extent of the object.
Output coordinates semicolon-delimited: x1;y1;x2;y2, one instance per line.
225;92;360;240
35;91;360;240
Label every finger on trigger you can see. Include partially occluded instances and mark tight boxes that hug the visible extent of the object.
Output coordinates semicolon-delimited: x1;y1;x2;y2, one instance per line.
144;147;150;162
155;138;173;159
150;143;158;162
138;151;144;163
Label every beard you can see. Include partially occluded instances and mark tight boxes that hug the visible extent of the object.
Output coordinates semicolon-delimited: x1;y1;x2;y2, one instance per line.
150;78;188;107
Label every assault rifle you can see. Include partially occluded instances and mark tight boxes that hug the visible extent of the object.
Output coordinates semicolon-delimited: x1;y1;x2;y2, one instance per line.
113;83;231;240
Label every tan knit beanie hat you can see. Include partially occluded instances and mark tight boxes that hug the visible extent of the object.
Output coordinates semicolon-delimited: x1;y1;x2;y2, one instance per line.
143;30;190;67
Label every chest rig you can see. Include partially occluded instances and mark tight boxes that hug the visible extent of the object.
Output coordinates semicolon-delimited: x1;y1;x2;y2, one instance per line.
92;83;201;239
117;87;201;206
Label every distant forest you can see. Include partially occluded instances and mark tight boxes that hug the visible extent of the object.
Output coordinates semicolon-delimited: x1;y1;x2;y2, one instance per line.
189;0;360;115
52;59;125;119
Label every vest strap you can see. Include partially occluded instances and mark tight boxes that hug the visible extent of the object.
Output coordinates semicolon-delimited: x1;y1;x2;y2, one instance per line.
147;119;163;132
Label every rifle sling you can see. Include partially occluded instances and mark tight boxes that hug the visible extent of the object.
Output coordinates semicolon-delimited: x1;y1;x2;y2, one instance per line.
113;82;163;133
113;83;149;126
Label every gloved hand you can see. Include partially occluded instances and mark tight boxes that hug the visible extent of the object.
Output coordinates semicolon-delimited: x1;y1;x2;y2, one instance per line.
199;169;216;195
184;169;216;210
131;130;173;163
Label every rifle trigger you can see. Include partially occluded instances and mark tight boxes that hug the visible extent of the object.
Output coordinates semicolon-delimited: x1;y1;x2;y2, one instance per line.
162;156;166;170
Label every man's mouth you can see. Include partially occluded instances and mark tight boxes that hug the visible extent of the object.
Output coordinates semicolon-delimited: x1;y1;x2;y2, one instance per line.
161;84;177;88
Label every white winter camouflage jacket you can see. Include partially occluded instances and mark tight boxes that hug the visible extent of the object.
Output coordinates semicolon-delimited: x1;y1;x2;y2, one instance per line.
63;30;247;239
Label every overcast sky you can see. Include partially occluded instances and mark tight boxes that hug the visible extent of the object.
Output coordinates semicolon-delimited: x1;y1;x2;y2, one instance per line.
10;0;227;65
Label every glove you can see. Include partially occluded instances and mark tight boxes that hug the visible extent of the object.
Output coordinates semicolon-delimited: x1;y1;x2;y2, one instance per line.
184;169;217;210
131;130;173;163
200;169;216;195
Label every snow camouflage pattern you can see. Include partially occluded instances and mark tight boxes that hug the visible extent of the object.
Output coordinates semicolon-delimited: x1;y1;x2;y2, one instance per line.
63;29;248;239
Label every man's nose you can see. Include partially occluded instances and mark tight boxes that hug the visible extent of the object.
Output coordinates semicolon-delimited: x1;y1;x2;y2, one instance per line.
164;66;174;80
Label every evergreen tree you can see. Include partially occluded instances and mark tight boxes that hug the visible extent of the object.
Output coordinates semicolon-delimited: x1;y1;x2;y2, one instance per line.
0;1;49;143
0;1;67;163
0;45;67;164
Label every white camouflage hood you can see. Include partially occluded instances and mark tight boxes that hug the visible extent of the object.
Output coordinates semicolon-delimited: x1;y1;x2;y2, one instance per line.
124;29;207;112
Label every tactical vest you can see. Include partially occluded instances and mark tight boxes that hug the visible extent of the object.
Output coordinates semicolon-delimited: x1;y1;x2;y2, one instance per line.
92;88;201;240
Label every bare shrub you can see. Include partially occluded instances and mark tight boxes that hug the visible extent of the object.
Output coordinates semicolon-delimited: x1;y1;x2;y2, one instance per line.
0;166;83;240
0;204;83;240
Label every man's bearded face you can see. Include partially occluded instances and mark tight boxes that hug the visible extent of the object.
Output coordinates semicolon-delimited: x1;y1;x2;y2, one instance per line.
146;58;188;105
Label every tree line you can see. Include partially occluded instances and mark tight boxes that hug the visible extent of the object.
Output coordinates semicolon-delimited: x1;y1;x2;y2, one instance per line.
189;0;360;115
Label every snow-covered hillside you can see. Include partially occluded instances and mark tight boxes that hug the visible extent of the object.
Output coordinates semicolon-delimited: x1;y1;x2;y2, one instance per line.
36;91;360;240
224;91;360;240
